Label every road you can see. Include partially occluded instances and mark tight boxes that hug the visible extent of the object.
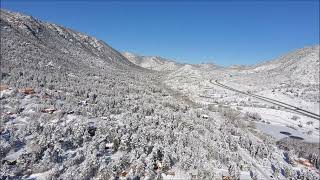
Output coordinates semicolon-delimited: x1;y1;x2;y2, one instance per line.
210;80;320;121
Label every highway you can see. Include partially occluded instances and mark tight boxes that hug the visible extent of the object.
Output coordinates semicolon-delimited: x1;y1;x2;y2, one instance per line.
210;80;320;121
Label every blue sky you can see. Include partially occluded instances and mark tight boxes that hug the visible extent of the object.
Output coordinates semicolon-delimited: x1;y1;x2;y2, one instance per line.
1;0;319;66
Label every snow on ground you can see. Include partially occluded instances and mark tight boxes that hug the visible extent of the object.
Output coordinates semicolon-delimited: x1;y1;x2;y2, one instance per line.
26;170;53;180
241;106;319;143
172;73;319;145
4;147;26;161
161;48;320;178
111;151;124;161
255;122;319;143
256;90;320;114
161;167;194;180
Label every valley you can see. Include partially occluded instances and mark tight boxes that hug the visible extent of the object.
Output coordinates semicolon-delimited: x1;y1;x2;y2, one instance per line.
1;9;319;180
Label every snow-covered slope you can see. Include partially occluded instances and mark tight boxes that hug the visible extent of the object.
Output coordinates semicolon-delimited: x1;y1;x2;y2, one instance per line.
251;46;319;85
161;46;320;177
123;52;183;71
1;9;319;180
217;46;320;103
1;9;138;73
123;52;221;73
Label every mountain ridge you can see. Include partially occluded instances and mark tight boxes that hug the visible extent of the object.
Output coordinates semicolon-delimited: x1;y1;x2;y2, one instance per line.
1;9;140;72
124;45;319;72
1;8;319;180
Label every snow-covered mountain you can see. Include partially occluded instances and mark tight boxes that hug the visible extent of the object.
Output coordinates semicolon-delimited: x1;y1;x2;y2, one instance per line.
127;46;319;86
123;52;183;71
251;46;320;85
213;46;320;103
123;52;221;73
162;45;320;179
1;9;319;180
1;9;139;75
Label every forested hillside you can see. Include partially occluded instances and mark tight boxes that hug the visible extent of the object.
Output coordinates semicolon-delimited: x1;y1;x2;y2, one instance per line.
1;9;319;180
